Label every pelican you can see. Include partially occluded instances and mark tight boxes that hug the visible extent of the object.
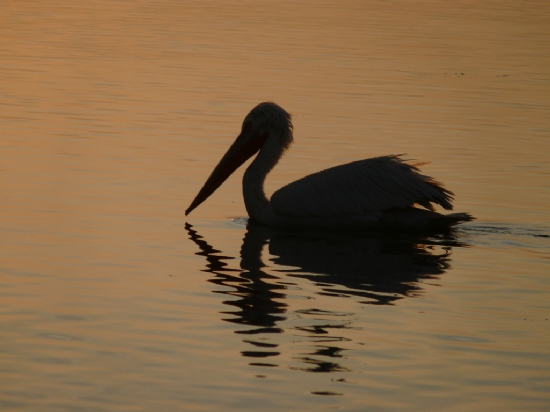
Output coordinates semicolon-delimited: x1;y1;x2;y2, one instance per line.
186;102;473;231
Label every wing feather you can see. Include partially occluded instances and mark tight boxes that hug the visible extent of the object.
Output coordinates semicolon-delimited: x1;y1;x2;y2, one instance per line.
271;155;453;218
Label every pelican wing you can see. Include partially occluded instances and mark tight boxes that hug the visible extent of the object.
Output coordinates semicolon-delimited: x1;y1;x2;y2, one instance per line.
271;155;454;218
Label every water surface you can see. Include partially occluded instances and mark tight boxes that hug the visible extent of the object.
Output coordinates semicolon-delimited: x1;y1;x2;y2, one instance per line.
1;1;549;411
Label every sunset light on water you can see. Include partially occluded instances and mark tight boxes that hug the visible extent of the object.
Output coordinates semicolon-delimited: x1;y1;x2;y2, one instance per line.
1;2;549;411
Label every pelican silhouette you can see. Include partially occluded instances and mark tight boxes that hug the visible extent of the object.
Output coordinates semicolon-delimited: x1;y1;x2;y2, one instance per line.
186;102;473;231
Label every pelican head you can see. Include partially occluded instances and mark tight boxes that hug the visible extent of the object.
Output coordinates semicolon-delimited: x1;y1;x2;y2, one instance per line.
244;102;294;150
185;102;293;216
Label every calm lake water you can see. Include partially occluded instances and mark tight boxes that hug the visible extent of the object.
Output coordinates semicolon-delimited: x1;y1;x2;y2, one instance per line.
1;1;549;411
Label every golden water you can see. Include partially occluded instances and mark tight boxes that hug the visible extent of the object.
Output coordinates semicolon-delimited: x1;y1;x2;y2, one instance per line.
1;1;549;411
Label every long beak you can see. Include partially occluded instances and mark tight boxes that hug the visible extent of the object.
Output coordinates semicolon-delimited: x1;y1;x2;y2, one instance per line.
185;129;269;216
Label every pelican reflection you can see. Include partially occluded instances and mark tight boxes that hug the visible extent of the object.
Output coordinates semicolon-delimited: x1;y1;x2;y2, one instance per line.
185;221;467;371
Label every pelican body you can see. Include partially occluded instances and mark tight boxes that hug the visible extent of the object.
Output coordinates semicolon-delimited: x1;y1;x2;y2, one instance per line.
186;102;472;231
